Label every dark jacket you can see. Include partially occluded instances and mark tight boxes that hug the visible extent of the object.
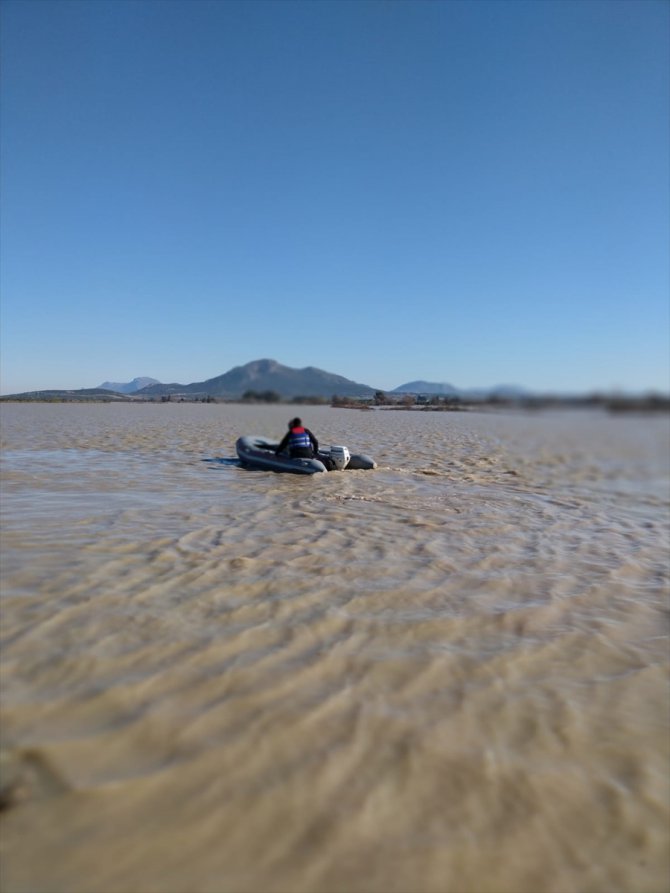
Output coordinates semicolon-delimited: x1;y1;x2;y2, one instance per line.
275;425;319;457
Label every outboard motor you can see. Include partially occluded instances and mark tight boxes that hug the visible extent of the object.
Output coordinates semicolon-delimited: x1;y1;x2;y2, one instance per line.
329;445;351;470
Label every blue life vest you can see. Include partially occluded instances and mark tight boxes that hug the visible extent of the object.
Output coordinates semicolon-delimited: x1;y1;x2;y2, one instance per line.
289;426;312;451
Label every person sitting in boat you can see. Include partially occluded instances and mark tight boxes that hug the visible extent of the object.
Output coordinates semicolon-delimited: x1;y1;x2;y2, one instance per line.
275;418;319;458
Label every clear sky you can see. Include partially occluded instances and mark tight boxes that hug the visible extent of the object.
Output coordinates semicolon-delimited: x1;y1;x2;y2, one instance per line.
1;0;668;395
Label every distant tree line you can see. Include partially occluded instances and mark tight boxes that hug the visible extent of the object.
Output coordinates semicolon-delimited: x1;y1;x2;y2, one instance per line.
241;390;330;404
160;394;217;403
4;390;668;412
241;390;281;403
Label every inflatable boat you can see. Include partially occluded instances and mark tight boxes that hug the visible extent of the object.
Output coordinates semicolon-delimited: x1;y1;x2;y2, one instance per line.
236;436;376;475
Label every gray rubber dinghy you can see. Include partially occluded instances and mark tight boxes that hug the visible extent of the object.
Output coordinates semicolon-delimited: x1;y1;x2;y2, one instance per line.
236;437;376;475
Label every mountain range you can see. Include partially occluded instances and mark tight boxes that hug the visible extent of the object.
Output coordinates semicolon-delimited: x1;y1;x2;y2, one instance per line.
115;359;380;399
3;359;529;401
96;360;529;400
98;376;160;394
2;360;665;407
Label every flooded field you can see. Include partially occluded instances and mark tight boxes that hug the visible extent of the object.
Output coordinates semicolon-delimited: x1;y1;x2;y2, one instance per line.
1;402;668;893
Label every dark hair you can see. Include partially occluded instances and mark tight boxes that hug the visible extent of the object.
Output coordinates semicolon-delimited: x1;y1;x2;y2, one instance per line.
290;417;302;428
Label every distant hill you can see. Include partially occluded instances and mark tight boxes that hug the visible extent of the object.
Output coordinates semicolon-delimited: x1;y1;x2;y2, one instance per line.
136;359;379;399
392;380;531;400
486;385;532;399
0;388;134;402
98;376;160;393
392;380;458;395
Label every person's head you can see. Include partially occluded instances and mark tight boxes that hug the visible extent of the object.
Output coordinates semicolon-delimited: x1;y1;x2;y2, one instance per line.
289;417;302;429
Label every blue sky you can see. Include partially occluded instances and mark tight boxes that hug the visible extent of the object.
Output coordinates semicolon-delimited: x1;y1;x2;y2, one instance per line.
1;0;668;395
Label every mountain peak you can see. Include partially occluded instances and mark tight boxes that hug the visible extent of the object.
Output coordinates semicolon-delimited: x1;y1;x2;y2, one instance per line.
131;359;378;399
242;359;281;377
98;376;160;394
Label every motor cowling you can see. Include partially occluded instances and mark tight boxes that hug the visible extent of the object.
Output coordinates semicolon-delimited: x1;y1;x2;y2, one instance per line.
329;445;351;470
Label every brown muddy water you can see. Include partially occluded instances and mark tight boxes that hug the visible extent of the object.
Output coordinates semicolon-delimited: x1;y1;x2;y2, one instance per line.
0;403;668;893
